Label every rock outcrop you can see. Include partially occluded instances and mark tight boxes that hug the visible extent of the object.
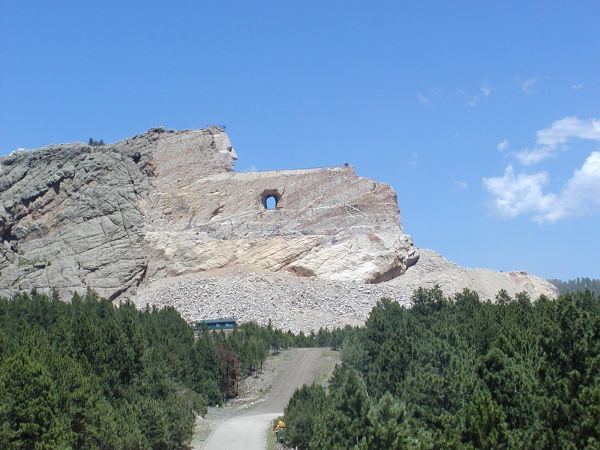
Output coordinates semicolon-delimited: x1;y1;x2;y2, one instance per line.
0;139;150;299
0;127;558;329
0;127;417;299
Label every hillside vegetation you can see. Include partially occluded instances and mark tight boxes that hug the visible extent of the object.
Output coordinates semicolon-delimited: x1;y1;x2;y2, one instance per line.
0;290;323;449
283;288;600;449
549;277;600;296
3;287;598;449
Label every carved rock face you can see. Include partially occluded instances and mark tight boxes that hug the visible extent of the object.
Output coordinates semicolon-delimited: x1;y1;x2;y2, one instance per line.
0;127;558;323
0;127;418;299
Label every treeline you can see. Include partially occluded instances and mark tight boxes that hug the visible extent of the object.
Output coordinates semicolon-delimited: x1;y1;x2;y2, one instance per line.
0;290;325;449
549;277;600;296
88;138;105;146
283;288;600;449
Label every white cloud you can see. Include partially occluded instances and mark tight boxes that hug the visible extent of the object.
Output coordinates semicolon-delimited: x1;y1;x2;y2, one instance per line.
417;92;429;106
466;83;492;107
545;151;600;222
520;77;537;93
483;152;600;223
452;180;468;191
571;84;584;90
483;165;555;219
537;117;600;146
497;139;509;151
516;116;600;165
515;147;553;165
480;83;492;97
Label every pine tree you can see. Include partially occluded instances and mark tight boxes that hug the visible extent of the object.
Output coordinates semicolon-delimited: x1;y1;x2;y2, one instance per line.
367;392;413;450
0;352;69;449
460;388;510;450
321;368;371;449
284;383;327;449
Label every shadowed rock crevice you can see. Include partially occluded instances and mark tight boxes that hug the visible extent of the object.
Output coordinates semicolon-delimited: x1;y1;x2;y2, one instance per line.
368;252;421;284
0;223;17;243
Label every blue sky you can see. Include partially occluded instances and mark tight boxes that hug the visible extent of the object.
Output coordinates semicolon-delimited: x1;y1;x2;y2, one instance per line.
1;0;598;279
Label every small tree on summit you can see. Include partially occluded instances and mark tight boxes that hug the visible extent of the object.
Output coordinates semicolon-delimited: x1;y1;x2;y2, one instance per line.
88;138;104;146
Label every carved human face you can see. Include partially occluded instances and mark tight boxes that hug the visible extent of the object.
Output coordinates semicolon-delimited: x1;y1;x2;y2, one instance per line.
214;132;238;168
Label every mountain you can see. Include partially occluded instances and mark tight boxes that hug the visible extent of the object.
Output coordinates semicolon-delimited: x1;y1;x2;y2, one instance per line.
0;127;557;329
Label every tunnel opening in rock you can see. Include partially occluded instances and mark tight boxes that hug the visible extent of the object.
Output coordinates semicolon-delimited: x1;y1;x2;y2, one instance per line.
261;190;281;210
265;196;277;209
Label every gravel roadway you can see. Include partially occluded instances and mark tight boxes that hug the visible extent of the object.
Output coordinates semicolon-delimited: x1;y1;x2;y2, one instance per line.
195;348;328;450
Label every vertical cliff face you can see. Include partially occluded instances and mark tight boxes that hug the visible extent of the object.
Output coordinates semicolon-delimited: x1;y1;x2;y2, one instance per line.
0;127;418;299
0;141;149;299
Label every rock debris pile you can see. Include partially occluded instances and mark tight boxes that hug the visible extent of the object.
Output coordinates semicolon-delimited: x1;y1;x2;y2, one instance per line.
132;249;556;332
132;268;405;333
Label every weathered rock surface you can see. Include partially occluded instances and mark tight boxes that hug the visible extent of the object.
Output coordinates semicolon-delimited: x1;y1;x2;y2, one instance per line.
0;127;558;330
0;127;416;299
144;165;417;284
0;141;150;299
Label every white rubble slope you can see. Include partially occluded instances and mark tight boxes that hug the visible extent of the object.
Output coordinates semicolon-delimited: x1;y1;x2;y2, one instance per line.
132;249;557;333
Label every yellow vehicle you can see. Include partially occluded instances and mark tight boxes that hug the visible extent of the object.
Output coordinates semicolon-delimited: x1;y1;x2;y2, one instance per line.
272;417;286;443
273;419;286;431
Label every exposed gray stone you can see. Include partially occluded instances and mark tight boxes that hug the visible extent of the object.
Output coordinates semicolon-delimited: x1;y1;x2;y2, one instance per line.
0;127;558;330
0;139;152;299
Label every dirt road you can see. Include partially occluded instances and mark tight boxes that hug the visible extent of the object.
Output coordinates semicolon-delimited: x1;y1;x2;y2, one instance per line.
195;348;331;450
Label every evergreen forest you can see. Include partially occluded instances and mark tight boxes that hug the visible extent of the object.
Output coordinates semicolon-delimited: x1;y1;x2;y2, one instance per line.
2;287;599;449
283;288;600;449
0;290;321;449
549;277;600;296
